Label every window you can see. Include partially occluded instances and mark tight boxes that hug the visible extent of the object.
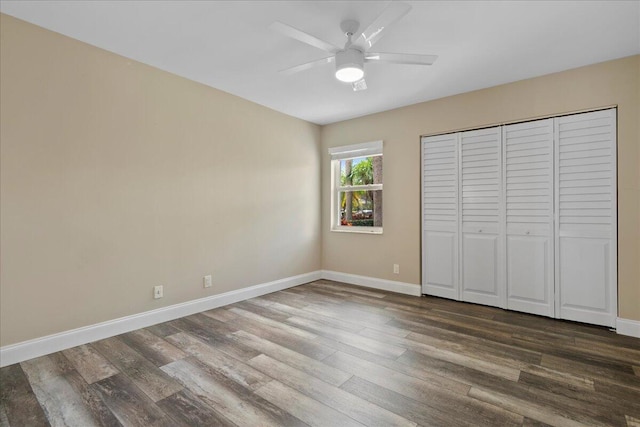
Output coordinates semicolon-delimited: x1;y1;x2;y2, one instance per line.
329;141;383;233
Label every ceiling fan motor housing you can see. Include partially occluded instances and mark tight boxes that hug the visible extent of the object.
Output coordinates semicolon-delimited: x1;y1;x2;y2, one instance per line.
335;48;365;82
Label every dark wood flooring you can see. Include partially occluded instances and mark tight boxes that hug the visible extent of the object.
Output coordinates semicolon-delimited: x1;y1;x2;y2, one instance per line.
1;280;639;426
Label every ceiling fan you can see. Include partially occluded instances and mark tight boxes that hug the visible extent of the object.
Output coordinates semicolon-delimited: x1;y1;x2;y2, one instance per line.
269;1;437;91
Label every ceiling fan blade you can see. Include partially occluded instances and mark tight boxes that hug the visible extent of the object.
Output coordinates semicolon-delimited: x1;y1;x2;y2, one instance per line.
356;1;412;48
270;21;340;53
365;52;438;65
352;79;368;91
279;56;335;75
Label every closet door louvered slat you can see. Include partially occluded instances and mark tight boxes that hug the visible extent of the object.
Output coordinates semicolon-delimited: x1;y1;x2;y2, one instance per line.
421;134;459;299
460;127;504;308
555;109;617;327
504;119;554;317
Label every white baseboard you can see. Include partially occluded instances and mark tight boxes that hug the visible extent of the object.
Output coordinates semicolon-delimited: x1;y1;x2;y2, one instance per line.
0;271;321;367
8;268;629;367
319;273;640;340
617;317;640;338
321;270;421;296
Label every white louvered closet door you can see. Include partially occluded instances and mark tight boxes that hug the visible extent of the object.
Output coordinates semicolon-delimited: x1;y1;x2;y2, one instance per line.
504;119;554;317
555;109;617;327
460;127;504;308
421;133;459;299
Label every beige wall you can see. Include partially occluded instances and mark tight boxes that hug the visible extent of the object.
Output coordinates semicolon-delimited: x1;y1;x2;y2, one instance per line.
2;14;638;348
322;55;640;321
0;14;321;346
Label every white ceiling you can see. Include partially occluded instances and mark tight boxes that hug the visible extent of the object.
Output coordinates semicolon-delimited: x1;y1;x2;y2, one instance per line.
1;1;639;125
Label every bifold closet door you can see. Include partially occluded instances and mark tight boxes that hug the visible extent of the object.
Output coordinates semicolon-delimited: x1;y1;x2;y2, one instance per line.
421;133;459;299
460;127;504;308
555;109;617;327
504;119;554;317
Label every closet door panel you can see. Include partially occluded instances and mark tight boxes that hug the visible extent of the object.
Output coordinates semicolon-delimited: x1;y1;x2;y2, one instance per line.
560;237;610;315
422;134;459;299
506;235;552;315
462;233;500;305
555;109;617;327
460;127;504;307
424;231;457;297
504;119;554;316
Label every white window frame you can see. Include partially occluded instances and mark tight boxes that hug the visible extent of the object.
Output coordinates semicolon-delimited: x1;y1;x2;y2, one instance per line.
329;140;383;234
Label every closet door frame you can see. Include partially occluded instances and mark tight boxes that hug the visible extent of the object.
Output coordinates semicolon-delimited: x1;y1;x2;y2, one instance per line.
420;107;617;328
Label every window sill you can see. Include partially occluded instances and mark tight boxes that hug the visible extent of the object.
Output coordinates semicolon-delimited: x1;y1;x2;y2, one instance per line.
331;227;383;235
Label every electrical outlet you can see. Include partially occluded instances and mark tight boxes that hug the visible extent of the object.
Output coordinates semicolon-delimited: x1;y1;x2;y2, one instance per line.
393;264;400;274
203;275;212;288
154;285;163;299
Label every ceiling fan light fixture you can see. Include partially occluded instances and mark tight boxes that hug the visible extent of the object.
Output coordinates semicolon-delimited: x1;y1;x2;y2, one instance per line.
335;48;364;83
336;66;364;83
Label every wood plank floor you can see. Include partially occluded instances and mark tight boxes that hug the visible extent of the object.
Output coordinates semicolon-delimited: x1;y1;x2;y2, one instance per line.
1;280;639;426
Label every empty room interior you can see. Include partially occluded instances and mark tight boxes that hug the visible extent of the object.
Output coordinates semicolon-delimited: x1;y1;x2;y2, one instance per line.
1;1;639;426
